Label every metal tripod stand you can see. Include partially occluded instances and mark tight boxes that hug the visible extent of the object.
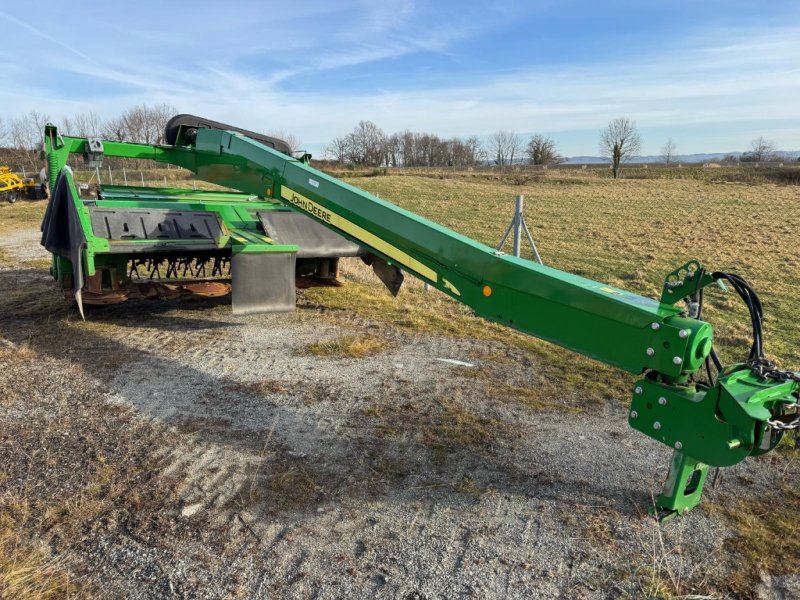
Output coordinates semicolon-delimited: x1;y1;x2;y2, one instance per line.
497;195;543;264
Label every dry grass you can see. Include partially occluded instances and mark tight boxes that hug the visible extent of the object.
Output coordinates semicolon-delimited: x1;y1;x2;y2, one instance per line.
0;529;80;599
226;379;291;396
0;199;46;235
0;332;181;599
267;458;322;512
0;248;13;268
704;484;800;597
301;334;391;358
418;397;516;453
560;504;618;548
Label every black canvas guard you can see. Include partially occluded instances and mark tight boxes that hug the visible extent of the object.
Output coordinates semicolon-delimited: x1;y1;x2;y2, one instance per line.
258;210;365;259
41;169;87;293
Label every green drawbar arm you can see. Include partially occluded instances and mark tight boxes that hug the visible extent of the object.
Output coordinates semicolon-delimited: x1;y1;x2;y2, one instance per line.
44;125;799;519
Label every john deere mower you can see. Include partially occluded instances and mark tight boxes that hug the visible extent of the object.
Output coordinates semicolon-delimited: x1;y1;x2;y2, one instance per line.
40;115;799;520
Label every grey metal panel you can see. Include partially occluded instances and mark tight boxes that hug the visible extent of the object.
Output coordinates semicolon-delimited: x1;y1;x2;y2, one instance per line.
89;207;224;242
258;210;364;258
231;251;296;314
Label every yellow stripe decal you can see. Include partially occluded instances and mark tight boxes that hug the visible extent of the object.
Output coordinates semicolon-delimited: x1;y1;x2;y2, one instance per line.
442;278;461;296
281;186;437;282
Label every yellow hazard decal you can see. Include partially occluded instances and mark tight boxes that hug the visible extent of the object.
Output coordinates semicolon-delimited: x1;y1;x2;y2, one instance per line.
281;186;438;283
442;278;461;296
599;286;624;296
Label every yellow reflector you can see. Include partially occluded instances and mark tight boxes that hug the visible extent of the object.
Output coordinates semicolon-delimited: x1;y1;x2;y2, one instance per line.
483;285;492;297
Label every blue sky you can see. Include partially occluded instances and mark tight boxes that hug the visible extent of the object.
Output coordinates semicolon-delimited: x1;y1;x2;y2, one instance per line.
1;0;798;157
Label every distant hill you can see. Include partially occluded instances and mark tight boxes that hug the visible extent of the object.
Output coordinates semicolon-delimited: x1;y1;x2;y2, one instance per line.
563;151;800;165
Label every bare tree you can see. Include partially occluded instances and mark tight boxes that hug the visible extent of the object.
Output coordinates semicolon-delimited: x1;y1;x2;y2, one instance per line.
749;136;776;162
9;110;51;170
124;104;172;144
99;104;176;145
266;129;302;154
385;133;409;167
62;111;102;138
328;128;483;168
101;116;128;142
464;136;485;165
661;138;677;165
490;130;519;167
325;136;351;164
508;132;523;167
342;121;387;166
600;117;641;179
527;134;560;165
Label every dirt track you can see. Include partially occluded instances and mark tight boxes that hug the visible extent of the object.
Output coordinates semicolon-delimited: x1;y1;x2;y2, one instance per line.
1;227;798;599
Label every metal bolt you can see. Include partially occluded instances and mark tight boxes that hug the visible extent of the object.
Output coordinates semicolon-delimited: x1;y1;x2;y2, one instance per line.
646;347;655;356
651;322;660;330
679;329;689;339
674;441;683;450
653;421;662;430
635;386;643;395
658;397;667;406
630;411;638;419
673;356;683;365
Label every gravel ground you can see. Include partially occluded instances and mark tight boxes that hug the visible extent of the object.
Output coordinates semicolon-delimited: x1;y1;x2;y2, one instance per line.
0;226;48;262
0;230;798;599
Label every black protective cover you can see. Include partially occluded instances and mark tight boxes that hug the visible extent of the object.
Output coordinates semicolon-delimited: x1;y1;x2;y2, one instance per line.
258;210;365;258
164;114;293;155
87;207;224;252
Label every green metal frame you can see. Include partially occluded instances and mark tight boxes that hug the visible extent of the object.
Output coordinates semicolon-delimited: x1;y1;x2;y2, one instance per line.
42;124;799;519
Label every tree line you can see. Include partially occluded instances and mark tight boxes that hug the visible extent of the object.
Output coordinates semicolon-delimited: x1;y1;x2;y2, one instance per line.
325;121;568;168
0;104;178;171
327;117;792;179
1;105;789;178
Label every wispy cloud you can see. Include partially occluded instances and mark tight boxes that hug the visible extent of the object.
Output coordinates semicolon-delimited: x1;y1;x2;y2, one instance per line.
1;2;798;154
0;11;94;63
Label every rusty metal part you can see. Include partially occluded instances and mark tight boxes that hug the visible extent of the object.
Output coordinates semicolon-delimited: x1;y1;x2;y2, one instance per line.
181;281;231;297
157;283;182;300
129;281;181;300
131;281;160;299
130;280;230;300
80;268;129;304
81;289;129;305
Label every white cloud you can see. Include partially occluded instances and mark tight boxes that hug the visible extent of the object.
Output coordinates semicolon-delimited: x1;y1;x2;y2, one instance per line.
1;4;798;154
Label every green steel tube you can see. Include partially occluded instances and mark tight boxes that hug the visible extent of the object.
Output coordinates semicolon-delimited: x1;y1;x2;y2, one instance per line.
190;128;712;379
